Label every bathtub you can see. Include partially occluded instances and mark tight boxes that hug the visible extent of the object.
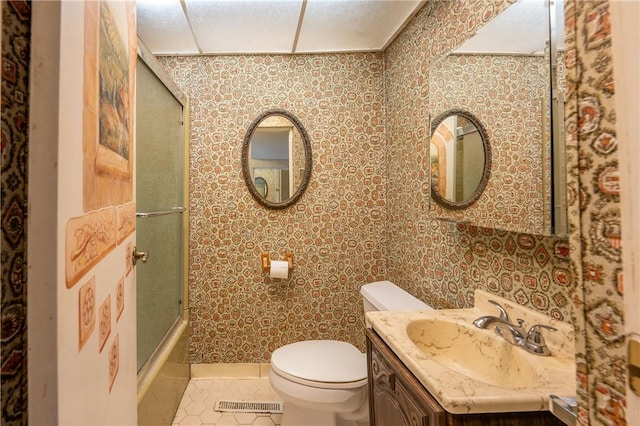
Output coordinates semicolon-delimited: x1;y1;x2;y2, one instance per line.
137;318;190;426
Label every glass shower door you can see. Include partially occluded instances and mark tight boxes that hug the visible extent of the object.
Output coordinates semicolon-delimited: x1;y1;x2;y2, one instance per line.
136;59;186;373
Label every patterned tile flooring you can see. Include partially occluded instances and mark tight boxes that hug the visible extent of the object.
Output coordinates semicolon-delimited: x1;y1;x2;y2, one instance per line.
172;378;283;426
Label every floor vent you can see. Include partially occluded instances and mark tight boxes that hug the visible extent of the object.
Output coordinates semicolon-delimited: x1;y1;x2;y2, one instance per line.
214;400;284;414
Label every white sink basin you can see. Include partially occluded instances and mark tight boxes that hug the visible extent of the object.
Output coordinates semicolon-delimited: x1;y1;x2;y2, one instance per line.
406;318;562;388
365;290;577;414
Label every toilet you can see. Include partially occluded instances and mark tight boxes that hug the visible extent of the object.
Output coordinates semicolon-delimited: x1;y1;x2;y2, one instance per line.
269;280;432;426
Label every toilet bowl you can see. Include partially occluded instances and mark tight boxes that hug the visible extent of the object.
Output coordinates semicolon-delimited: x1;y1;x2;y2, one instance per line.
269;340;368;426
269;281;431;426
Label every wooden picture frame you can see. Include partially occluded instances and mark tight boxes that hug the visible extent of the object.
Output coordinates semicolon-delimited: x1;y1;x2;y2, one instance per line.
83;0;136;212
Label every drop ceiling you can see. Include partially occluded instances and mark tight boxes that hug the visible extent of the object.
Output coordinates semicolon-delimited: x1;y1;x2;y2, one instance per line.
453;0;564;55
136;0;426;55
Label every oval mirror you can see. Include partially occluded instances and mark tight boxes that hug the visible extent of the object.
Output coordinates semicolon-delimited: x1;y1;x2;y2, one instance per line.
242;110;312;209
430;109;491;210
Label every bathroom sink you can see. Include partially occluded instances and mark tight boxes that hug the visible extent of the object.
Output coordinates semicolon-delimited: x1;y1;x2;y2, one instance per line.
406;318;558;388
366;290;576;414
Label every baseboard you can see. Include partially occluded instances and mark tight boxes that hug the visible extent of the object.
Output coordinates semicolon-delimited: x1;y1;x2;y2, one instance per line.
190;363;271;379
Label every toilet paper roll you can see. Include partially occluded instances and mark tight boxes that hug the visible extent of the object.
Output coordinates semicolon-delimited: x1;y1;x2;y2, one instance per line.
270;260;289;279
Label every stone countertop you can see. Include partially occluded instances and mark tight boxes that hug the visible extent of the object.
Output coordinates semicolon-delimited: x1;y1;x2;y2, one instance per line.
366;290;576;414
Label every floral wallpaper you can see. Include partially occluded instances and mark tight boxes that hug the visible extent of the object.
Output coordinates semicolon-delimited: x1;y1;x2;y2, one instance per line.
1;1;31;425
160;18;576;366
158;0;581;366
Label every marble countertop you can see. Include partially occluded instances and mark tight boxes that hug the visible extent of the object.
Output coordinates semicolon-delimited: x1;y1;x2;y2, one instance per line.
366;290;576;414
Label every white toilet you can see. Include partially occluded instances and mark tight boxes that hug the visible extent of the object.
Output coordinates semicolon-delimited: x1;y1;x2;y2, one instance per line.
269;280;432;426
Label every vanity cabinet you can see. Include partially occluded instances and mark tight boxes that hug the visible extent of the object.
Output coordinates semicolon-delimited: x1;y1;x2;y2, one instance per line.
366;329;564;426
367;327;445;425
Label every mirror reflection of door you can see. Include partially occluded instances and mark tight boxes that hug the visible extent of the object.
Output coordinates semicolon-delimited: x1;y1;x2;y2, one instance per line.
249;121;294;203
253;167;289;203
254;176;268;198
454;119;484;202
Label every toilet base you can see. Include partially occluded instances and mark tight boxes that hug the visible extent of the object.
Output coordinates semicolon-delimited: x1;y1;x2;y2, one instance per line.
281;401;369;426
269;368;369;426
281;403;334;426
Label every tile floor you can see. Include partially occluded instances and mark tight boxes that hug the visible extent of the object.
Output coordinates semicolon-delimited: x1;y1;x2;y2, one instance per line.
172;378;283;426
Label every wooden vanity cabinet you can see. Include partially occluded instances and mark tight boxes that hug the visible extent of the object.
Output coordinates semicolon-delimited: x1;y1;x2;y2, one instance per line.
366;329;564;426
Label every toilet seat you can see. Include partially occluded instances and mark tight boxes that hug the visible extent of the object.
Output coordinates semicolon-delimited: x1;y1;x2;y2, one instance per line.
270;340;368;390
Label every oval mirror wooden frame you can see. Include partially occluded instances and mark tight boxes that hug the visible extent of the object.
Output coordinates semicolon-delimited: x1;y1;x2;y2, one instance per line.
241;109;312;209
430;109;491;210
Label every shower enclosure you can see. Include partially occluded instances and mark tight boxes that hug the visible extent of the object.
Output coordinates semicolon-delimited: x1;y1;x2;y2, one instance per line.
135;40;190;425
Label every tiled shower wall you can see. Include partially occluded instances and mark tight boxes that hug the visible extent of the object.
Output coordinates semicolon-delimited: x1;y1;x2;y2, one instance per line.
159;54;388;363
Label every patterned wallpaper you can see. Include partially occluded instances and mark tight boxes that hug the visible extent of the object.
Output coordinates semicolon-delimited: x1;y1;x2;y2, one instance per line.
429;54;548;234
385;0;627;423
0;0;629;423
384;0;572;320
565;1;626;424
1;2;31;425
158;54;388;363
158;0;577;364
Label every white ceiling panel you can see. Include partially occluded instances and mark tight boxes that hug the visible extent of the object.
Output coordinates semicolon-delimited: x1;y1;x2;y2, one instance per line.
453;0;551;55
137;0;200;54
296;0;422;53
186;0;304;54
136;0;554;56
136;0;426;55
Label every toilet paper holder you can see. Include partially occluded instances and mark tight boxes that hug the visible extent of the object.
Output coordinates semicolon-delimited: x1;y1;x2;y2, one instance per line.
261;252;294;272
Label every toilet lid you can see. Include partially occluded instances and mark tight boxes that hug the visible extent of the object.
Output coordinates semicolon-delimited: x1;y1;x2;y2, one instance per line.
271;340;367;387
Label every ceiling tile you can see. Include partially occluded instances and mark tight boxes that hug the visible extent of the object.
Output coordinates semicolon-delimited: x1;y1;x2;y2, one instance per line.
185;0;304;54
296;0;422;53
136;0;425;55
453;0;550;55
137;0;200;54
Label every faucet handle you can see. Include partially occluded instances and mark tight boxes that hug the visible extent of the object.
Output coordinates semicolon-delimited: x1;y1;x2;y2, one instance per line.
488;300;511;323
527;324;557;342
525;324;557;355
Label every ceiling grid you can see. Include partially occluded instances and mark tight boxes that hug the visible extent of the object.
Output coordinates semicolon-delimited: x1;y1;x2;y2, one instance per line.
137;0;425;55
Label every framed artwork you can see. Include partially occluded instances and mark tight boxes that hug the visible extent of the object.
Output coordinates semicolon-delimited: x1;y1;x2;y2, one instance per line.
83;0;136;212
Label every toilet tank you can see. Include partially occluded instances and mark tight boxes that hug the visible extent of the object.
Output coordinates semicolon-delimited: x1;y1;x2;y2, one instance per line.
360;281;432;314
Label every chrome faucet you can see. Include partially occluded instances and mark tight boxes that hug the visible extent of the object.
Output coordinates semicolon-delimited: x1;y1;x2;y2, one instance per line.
473;300;556;356
473;314;526;345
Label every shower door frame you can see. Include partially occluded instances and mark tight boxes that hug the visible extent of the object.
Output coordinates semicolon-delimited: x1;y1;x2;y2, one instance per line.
135;39;190;402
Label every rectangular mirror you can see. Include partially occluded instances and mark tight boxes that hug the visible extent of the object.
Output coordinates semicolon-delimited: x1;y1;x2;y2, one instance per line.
428;0;567;237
